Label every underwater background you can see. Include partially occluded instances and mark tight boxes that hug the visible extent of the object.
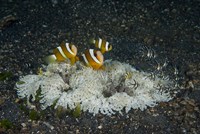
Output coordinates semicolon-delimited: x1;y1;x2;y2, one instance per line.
0;0;200;133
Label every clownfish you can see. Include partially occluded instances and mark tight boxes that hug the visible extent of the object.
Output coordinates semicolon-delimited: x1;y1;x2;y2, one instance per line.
44;42;79;65
80;49;104;70
90;38;112;54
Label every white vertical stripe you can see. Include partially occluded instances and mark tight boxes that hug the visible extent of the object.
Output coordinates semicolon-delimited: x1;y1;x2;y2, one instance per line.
82;54;89;65
105;41;109;51
98;38;102;48
65;43;74;55
57;46;67;58
89;49;101;64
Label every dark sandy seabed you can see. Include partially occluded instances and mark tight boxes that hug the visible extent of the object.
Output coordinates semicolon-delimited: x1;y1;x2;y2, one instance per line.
0;0;200;133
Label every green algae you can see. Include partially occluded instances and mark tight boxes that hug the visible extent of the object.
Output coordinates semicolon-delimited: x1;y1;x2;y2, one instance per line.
19;103;45;121
0;71;12;81
55;106;69;118
0;119;13;130
72;103;81;118
55;104;82;118
0;98;5;106
51;98;59;108
19;104;29;114
35;88;42;102
16;81;25;85
29;109;41;120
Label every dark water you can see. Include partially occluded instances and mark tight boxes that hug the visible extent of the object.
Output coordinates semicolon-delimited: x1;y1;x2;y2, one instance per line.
0;0;200;133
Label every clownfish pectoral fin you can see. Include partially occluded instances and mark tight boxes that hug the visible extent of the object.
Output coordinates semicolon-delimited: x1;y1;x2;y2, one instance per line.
43;55;57;64
99;65;105;70
69;57;76;65
69;56;79;65
75;56;79;61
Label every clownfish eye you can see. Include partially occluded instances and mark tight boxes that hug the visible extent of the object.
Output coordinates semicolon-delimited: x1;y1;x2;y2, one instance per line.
70;45;77;55
70;44;74;50
108;45;112;50
94;52;97;57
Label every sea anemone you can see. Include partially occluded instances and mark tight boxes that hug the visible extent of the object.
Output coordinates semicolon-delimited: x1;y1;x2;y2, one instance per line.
15;60;175;115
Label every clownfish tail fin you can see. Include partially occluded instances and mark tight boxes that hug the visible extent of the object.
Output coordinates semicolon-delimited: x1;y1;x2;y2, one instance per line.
89;38;95;45
43;55;57;64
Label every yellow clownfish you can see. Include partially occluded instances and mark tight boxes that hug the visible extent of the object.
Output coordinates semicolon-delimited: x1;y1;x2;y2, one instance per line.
81;49;104;70
90;38;112;54
44;42;79;65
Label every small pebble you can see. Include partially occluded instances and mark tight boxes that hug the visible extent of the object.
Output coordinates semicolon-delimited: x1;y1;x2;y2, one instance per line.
21;123;26;127
98;125;103;129
43;121;54;130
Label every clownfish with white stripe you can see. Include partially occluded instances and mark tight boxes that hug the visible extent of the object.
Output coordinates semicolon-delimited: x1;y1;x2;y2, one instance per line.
90;38;112;54
80;49;104;70
44;41;79;65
